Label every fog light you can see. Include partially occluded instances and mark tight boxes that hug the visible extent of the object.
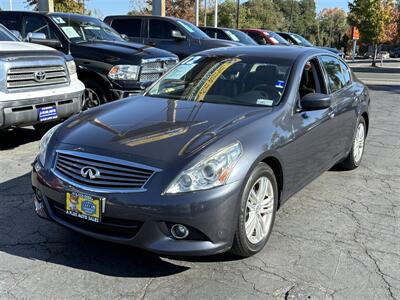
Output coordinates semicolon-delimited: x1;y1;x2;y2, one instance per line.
33;189;47;219
171;224;189;239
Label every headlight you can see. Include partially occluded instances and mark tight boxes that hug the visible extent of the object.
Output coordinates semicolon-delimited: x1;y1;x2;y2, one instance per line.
164;142;242;194
38;124;61;165
66;60;76;76
108;65;140;81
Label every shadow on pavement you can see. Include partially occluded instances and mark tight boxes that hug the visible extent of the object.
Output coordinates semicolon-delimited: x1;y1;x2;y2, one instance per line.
351;66;400;73
0;173;190;278
0;127;42;151
367;84;400;94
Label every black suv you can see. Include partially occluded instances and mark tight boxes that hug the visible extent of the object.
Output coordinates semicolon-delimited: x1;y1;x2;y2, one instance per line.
199;26;258;46
104;16;242;59
0;11;178;108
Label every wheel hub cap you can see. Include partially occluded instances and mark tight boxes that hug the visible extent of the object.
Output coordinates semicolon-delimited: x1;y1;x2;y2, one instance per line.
245;176;275;244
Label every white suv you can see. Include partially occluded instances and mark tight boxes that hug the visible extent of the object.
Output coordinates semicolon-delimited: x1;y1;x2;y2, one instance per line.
0;24;84;130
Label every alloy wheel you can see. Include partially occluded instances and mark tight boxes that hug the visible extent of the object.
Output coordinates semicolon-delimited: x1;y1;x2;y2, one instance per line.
83;88;101;109
245;176;275;244
353;122;365;163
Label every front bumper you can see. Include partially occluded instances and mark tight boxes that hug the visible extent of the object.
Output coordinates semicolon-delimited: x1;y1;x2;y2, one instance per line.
32;161;243;256
0;89;84;129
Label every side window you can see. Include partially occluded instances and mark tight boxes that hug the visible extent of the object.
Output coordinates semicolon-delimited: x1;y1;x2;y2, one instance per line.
248;32;267;45
23;16;57;39
205;28;218;39
111;18;142;37
339;61;352;86
320;56;346;93
299;59;326;99
0;14;21;31
149;19;180;39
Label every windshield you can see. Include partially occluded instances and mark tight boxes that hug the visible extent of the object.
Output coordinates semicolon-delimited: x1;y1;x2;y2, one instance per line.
0;25;17;41
51;15;124;43
224;29;257;45
146;55;292;107
176;20;210;39
291;33;313;47
264;31;289;45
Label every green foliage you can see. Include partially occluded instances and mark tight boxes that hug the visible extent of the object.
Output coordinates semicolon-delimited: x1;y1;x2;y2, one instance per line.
27;0;86;13
348;0;386;44
318;8;348;48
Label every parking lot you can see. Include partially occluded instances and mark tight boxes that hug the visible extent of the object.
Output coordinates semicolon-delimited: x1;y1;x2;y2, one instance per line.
0;68;399;299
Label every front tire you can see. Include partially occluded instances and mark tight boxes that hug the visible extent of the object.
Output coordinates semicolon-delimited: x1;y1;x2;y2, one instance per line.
82;79;108;110
231;163;278;257
340;117;367;170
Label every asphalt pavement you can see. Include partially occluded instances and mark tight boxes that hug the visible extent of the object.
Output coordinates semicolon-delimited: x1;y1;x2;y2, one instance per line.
0;70;399;300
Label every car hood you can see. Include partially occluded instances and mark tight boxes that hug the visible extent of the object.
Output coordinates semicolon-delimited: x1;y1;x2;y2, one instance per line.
76;40;178;58
0;41;57;52
56;96;269;168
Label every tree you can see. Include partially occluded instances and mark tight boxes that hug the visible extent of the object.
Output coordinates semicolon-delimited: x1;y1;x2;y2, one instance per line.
349;0;391;66
241;0;284;30
129;0;195;22
318;8;348;48
27;0;86;13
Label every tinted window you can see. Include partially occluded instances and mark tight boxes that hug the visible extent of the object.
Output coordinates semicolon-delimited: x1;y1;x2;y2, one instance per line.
51;15;123;43
24;16;55;39
247;32;267;45
339;61;351;86
320;56;347;93
0;24;17;41
204;28;227;40
146;55;292;106
0;14;21;31
224;29;257;45
149;19;179;39
264;31;289;45
111;18;142;37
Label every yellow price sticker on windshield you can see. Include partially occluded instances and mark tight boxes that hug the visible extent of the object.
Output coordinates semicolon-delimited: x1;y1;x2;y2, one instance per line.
195;58;241;101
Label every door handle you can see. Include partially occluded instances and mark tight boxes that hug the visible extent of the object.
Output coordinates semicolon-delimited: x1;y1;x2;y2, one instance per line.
328;107;336;119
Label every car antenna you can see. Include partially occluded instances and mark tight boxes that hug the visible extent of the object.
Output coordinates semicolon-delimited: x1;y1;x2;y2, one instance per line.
68;14;71;55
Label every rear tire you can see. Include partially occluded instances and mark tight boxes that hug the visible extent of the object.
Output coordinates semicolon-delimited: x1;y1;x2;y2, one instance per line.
82;79;108;110
339;117;366;170
230;162;278;257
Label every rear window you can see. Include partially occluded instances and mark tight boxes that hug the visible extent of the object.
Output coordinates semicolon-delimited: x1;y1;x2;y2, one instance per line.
111;18;142;37
146;55;292;107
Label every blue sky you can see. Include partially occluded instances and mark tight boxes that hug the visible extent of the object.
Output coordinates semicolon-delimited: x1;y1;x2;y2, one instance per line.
0;0;350;18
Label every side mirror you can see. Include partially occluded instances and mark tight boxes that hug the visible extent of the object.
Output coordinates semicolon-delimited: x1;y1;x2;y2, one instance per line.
26;32;62;49
10;30;22;40
171;30;186;40
120;34;129;41
25;32;46;42
300;93;331;111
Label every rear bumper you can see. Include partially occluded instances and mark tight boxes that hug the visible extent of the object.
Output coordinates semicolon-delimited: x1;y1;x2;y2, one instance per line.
31;161;243;256
0;89;83;129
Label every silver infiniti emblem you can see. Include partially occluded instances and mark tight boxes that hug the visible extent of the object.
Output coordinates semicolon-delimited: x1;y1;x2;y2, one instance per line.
80;166;100;180
34;71;46;82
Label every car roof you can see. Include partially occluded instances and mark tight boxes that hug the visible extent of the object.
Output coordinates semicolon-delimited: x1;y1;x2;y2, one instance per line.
0;10;99;21
241;29;273;33
104;15;184;22
200;26;240;31
198;45;331;61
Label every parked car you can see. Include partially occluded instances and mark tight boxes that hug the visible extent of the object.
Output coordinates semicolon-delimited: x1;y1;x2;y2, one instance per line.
32;46;370;257
104;15;242;59
0;24;84;131
240;29;290;45
0;11;178;109
277;32;345;58
389;47;400;58
199;26;258;45
377;51;390;60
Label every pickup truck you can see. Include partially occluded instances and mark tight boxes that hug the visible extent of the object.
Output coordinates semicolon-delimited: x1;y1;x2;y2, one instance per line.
0;12;178;109
0;24;84;131
104;15;241;60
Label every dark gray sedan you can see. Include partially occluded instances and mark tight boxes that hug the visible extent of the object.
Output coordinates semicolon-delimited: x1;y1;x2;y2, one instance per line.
32;46;370;257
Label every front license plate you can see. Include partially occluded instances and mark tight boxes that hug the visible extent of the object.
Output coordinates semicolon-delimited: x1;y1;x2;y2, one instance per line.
65;192;102;223
38;106;58;122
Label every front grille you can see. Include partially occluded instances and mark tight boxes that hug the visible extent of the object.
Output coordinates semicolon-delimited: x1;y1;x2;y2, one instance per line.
48;198;143;239
54;151;157;191
139;58;177;82
7;65;68;90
